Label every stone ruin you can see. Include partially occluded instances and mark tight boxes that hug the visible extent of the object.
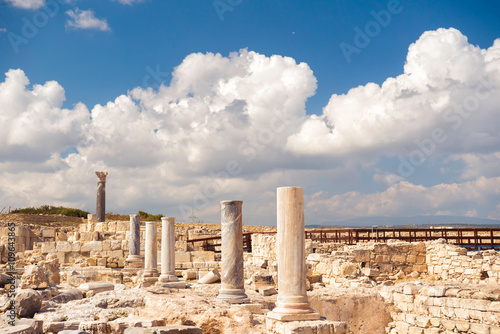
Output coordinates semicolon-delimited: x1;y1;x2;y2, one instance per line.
0;186;499;334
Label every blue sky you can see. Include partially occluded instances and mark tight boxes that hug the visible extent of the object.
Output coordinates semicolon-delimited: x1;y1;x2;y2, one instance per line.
0;0;500;225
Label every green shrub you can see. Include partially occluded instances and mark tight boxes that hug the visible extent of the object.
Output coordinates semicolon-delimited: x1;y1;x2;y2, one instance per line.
12;205;89;218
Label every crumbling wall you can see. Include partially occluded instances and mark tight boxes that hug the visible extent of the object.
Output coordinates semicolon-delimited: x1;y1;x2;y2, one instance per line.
387;283;500;334
426;240;500;284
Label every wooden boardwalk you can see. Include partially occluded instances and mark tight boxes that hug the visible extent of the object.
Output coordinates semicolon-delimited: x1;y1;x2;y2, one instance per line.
187;227;500;252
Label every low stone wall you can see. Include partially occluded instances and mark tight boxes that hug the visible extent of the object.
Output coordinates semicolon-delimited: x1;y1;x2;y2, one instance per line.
426;240;500;284
387;283;500;334
307;241;427;284
0;225;38;260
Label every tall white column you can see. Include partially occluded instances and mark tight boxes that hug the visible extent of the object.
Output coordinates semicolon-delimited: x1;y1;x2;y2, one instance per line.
159;217;178;282
144;221;158;277
267;187;319;321
216;200;249;303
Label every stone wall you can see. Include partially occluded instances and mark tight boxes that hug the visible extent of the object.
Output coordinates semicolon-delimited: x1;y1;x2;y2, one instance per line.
309;242;427;284
0;225;38;259
387;283;500;334
426;240;500;284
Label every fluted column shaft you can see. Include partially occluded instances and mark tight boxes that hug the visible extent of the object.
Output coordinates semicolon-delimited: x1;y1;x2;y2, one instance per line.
159;217;178;282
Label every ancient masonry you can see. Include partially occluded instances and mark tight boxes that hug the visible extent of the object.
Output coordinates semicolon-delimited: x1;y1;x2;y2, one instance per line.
0;181;499;333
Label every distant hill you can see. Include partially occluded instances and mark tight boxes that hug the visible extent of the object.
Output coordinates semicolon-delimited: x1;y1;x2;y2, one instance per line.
307;215;500;228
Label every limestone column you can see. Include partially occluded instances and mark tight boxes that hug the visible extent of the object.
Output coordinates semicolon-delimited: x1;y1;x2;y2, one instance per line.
144;221;158;277
95;172;108;223
159;217;178;282
126;214;143;267
216;200;249;303
267;187;319;321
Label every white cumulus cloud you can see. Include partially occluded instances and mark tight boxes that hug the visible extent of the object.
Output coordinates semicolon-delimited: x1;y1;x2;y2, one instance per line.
66;8;110;31
111;0;145;5
286;28;500;160
4;0;45;10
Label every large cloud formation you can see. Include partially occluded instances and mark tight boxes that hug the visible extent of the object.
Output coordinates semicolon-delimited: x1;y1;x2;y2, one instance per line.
1;28;499;225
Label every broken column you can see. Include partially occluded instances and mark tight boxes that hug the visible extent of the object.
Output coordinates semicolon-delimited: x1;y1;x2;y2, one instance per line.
95;171;108;222
267;187;319;321
126;214;143;267
216;200;249;303
144;221;158;277
158;217;178;283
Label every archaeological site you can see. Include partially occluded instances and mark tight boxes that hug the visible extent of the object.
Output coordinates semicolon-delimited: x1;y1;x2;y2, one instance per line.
0;175;499;334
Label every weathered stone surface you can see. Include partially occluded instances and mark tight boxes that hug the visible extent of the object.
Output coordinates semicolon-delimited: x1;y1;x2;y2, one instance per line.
159;217;178;283
15;289;42;317
50;289;83;303
0;273;12;287
78;282;114;297
266;318;348;334
268;187;319;321
124;326;202;334
0;325;35;334
198;269;220;284
19;265;49;289
216;200;248;303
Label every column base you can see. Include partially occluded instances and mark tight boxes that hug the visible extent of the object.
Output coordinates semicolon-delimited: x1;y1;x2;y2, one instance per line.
267;311;320;322
158;274;179;283
216;288;249;304
143;270;159;278
125;255;144;268
267;301;320;321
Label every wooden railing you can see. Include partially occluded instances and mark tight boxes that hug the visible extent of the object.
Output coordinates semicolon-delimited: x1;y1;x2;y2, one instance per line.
187;227;500;252
304;227;500;250
187;232;252;252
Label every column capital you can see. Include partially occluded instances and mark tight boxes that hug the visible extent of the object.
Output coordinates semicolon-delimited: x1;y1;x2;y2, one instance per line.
95;171;108;182
161;217;176;223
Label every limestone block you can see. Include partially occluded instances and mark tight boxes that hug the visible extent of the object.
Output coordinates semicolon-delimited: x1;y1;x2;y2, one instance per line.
379;263;393;273
42;229;56;238
175;240;188;252
191;251;215;262
116;231;127;240
470;323;491;334
20;265;49;289
105;250;124;258
55;241;72;252
462;298;490;311
392;254;407;263
41;242;56;253
71;242;81;252
116;222;129;232
266;318;347;334
252;274;274;291
87;258;97;266
107;221;117;232
102;240;111;251
122;239;129;252
110;240;121;251
351;249;371;263
491;326;500;334
81;241;103;252
408;327;424;334
175;252;191;262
